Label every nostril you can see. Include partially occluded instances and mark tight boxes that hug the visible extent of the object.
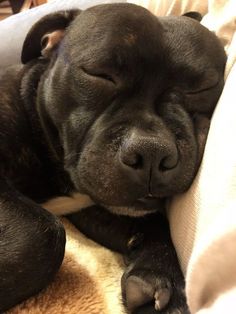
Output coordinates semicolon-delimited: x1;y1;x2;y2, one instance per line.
120;151;143;169
159;155;178;172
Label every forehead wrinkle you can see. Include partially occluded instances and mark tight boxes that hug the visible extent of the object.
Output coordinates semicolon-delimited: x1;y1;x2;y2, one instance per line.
123;33;138;46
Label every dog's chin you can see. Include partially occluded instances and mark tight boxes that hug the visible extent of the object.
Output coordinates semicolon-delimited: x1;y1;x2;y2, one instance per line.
103;197;166;217
74;180;167;216
106;206;157;217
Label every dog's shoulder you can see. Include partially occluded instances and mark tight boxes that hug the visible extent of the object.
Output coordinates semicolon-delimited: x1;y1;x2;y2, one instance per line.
0;65;23;113
0;61;72;201
0;65;27;148
0;60;48;148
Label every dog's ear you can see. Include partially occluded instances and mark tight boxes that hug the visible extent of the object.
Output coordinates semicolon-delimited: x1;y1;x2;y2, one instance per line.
21;10;80;64
182;11;202;22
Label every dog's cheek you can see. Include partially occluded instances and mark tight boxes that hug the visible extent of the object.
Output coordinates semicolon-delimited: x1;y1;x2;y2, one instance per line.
193;114;210;165
76;147;120;202
75;138;144;205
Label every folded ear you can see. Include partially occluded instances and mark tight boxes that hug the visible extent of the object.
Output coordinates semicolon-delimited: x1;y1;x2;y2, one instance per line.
21;9;80;64
183;11;202;22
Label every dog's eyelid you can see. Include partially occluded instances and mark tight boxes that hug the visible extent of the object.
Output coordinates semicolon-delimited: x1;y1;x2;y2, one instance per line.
81;66;116;84
185;80;220;95
96;73;115;83
185;69;220;95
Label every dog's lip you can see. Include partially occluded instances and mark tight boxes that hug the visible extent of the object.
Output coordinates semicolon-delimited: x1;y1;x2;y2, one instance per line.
134;195;166;210
137;194;164;201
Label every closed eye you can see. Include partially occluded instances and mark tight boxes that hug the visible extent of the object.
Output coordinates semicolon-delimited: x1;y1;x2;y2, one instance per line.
81;67;115;84
185;69;220;95
185;80;220;95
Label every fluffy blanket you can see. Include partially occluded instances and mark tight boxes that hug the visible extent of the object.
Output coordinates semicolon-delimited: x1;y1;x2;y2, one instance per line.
2;0;235;313
8;219;126;314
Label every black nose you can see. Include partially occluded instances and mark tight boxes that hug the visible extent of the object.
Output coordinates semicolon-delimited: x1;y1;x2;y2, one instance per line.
119;130;178;188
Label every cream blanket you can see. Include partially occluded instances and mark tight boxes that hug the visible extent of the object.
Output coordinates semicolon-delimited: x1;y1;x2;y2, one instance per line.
5;0;236;313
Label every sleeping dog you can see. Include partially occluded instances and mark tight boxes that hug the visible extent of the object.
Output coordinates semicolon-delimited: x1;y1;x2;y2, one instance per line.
0;3;226;313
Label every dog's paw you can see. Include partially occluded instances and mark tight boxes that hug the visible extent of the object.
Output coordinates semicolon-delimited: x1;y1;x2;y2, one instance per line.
133;303;190;314
121;220;189;314
123;270;171;312
121;259;189;314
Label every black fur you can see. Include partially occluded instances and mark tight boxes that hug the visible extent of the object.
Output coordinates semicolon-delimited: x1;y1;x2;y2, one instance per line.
0;4;226;313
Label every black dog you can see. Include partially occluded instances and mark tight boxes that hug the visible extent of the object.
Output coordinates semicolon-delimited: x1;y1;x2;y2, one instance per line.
0;3;226;313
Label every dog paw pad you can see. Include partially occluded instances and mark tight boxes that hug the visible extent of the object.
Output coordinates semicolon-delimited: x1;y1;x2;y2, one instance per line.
124;273;172;312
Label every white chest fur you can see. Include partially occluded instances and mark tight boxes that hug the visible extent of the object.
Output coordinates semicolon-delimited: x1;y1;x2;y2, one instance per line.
41;193;94;215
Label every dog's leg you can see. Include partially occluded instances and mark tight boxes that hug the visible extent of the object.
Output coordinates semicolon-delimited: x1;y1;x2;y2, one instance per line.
121;214;189;314
0;178;65;312
68;207;189;313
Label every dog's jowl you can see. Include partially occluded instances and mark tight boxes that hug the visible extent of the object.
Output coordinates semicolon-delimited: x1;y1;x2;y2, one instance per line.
0;4;226;313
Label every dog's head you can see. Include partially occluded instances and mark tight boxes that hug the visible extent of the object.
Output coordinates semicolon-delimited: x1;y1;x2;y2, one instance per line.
22;4;226;213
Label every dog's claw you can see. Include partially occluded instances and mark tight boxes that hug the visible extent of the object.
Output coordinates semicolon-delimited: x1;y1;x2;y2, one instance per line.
154;287;171;311
123;272;172;312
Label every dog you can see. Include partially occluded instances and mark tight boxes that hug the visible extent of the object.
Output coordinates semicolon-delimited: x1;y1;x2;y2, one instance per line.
0;3;226;313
